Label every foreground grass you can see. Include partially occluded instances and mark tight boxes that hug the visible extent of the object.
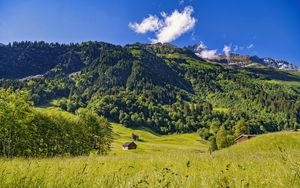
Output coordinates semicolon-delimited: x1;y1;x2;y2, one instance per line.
0;131;300;187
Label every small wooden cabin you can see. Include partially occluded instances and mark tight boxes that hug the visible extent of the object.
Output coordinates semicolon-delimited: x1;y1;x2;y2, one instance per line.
122;142;137;150
132;133;139;141
235;134;256;143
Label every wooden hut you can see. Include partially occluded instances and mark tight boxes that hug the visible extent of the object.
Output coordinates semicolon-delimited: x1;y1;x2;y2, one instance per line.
122;142;137;150
132;133;139;141
235;134;256;143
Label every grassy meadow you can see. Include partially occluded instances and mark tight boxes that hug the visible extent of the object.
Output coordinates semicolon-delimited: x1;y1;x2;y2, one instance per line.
110;123;208;155
0;108;300;187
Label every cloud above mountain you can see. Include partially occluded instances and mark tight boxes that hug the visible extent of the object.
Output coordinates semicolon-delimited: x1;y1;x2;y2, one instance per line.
129;6;196;43
195;42;218;59
129;15;162;34
229;43;255;53
223;45;231;58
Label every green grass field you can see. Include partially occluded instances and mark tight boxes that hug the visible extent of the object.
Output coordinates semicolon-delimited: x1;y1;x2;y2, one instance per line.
110;123;208;155
0;108;300;187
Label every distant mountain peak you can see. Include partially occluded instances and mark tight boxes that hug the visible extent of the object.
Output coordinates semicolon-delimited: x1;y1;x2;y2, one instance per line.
262;58;299;71
187;44;299;71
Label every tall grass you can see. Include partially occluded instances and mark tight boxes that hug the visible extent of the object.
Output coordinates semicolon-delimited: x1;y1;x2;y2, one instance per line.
0;132;299;187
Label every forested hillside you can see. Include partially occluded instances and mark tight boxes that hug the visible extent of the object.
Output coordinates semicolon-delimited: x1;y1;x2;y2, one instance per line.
0;41;300;150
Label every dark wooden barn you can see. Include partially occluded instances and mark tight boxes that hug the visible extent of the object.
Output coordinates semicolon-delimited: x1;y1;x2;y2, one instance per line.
132;133;139;141
122;142;137;150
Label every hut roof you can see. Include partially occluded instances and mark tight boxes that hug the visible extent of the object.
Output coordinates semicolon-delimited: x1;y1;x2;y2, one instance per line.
123;142;136;147
234;134;256;141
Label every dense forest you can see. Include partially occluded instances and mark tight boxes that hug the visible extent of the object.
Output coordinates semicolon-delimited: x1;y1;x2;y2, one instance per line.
0;41;300;151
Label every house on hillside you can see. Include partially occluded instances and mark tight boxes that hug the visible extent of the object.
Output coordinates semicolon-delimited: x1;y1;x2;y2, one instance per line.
281;128;297;132
235;134;256;143
122;142;137;150
132;133;139;141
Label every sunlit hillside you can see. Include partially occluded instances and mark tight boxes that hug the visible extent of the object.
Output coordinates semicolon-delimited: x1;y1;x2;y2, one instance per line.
1;108;299;187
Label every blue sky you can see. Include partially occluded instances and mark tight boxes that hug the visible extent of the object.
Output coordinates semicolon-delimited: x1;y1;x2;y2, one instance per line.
0;0;299;65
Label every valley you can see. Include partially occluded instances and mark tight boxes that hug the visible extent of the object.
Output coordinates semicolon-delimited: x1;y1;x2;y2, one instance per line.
0;108;299;187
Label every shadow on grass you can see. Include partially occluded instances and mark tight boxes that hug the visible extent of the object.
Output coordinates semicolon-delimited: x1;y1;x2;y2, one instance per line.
129;126;162;137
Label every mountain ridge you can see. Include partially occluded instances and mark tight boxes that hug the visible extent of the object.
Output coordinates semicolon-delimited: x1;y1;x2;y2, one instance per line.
187;44;299;71
0;41;298;80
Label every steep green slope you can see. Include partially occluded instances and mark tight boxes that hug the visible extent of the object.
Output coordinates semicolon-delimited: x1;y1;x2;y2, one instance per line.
0;41;300;145
216;131;300;156
0;42;74;79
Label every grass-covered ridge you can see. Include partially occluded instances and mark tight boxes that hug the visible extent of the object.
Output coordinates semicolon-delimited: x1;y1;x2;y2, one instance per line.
0;129;299;187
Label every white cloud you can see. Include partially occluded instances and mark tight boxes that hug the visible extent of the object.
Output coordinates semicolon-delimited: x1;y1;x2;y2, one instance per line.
223;43;255;53
179;0;185;5
199;49;218;59
129;15;162;34
247;44;254;49
196;41;206;51
129;6;197;44
152;6;196;43
223;45;231;57
195;41;218;59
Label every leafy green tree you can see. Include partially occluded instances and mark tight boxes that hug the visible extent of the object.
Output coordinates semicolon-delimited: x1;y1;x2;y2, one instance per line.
197;128;211;140
209;120;220;134
234;120;249;137
0;89;33;157
216;125;229;149
208;136;217;152
76;108;112;154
